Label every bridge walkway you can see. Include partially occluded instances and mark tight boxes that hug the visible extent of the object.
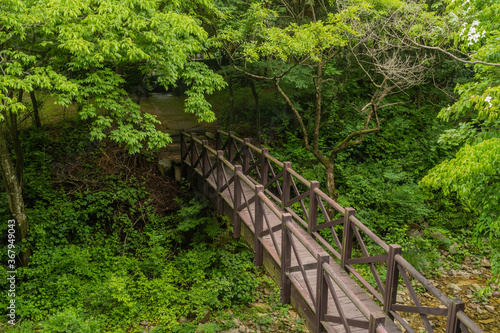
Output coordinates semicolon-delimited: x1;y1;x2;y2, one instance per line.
180;130;485;333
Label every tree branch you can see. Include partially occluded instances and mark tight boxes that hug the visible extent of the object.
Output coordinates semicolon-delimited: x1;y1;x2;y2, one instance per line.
408;39;500;67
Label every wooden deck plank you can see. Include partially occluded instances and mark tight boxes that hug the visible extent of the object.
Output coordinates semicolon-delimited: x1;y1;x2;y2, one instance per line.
184;157;402;333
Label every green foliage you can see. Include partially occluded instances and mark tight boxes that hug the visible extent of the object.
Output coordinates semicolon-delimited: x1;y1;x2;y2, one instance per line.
421;0;500;275
0;0;226;151
42;308;102;333
0;125;259;332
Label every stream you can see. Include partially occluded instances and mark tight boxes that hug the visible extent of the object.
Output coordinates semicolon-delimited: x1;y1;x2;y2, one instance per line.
140;93;202;132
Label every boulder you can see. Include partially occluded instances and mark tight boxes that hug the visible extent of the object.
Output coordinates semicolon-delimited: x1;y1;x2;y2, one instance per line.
430;231;445;239
158;158;173;178
471;283;482;292
407;229;423;238
449;242;459;254
480;257;492;268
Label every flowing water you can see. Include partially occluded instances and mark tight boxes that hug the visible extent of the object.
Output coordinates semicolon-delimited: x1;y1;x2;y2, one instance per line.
140;93;201;132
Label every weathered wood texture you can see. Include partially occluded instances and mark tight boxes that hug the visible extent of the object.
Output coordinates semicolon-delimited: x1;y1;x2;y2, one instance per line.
180;131;484;333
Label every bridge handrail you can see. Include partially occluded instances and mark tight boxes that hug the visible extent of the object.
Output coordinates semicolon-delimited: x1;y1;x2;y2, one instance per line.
180;130;486;333
395;254;451;307
457;310;485;333
313;187;344;214
349;215;390;253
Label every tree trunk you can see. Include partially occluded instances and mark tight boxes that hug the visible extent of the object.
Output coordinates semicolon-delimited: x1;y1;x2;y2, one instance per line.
228;75;235;129
326;159;339;202
249;79;261;143
0;124;30;265
30;91;42;129
7;91;24;184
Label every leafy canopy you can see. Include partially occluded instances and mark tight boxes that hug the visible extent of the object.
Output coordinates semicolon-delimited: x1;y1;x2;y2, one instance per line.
0;0;226;152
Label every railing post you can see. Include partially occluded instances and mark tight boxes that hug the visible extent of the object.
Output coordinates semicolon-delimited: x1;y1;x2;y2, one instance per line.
445;299;465;333
190;133;197;189
202;140;209;176
383;244;402;316
369;314;385;333
216;150;224;216
315;253;329;333
228;131;235;162
190;133;197;166
282;161;292;207
260;148;269;186
216;130;222;151
281;213;292;304
243;138;251;173
340;207;355;271
254;185;264;266
232;165;242;238
308;181;319;234
202;140;210;197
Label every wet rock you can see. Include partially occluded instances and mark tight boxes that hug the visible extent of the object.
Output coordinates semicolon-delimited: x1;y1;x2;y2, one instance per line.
484;305;495;313
178;316;188;324
449;242;459;254
480;258;492;268
408;229;423;238
158;158;173;178
201;310;211;323
448;283;462;292
396;295;405;303
221;329;239;333
250;302;272;312
430;231;446;239
140;320;150;326
471;283;482;292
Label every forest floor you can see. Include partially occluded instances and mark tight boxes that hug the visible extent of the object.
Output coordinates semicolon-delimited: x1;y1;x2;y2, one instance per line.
395;257;499;333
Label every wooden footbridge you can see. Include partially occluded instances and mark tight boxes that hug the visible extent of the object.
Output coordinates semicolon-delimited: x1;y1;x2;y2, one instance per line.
180;130;485;333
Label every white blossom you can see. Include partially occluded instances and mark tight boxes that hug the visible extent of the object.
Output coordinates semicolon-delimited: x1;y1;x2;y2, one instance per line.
485;96;492;107
466;22;483;46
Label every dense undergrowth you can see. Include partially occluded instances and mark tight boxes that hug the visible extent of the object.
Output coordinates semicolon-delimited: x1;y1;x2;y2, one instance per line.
0;120;268;332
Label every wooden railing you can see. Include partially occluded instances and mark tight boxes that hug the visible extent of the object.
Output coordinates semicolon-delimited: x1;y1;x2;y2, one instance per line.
180;130;485;333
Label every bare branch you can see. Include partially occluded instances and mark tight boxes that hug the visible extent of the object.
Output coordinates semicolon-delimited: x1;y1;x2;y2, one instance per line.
378;100;412;109
408;39;500;67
